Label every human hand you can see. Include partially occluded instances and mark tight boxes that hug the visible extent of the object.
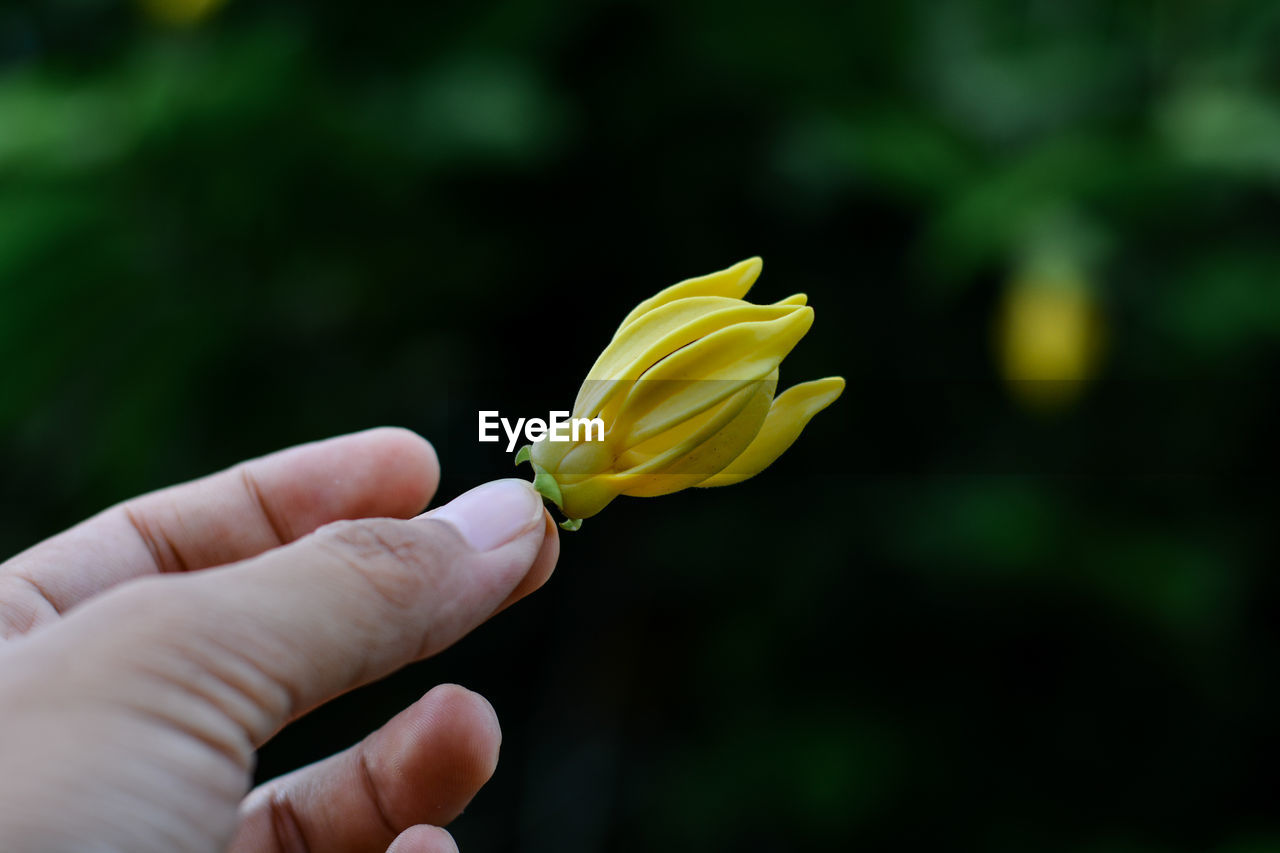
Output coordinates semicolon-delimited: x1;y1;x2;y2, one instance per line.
0;428;559;853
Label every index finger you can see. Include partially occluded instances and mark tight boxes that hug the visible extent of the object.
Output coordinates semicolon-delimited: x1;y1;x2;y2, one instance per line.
0;428;439;639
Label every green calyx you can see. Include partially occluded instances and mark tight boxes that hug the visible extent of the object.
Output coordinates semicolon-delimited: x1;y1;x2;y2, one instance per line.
514;444;583;532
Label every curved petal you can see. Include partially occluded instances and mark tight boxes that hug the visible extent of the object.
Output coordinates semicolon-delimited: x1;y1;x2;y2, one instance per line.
605;306;813;448
557;474;628;520
613;257;763;335
573;297;799;419
618;371;776;497
696;376;845;488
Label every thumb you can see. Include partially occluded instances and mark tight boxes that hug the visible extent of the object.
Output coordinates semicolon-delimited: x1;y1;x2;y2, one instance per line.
59;478;554;753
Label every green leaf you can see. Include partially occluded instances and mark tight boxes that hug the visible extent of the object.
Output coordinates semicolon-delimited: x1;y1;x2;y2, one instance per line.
530;463;564;509
516;447;579;531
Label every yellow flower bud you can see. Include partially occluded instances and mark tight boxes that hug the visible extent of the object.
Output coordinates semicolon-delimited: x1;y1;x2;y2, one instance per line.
519;258;844;528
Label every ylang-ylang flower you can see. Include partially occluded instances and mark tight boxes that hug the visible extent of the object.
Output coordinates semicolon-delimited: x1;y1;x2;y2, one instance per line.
516;257;843;529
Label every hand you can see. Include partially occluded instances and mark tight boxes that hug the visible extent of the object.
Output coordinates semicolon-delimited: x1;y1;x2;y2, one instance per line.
0;428;559;853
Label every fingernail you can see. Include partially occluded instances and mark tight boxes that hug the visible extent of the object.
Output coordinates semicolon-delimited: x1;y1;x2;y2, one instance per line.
425;479;543;551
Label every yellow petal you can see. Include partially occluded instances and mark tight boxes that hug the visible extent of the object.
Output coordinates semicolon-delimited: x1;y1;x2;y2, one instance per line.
619;368;776;467
557;376;773;514
550;378;761;490
557;475;628;520
605;306;813;448
550;440;614;483
573;298;803;420
618;371;776;497
696;376;845;488
613;257;763;335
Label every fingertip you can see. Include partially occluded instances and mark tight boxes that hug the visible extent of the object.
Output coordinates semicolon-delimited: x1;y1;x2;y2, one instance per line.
386;824;458;853
254;427;442;529
495;510;560;612
415;683;502;782
359;427;441;513
424;479;543;552
365;684;503;827
536;509;561;588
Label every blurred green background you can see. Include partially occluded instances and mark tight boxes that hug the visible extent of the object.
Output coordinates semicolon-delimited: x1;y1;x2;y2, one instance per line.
3;0;1280;850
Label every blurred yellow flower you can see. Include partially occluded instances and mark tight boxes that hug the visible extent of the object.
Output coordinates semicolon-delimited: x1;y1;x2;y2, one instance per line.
997;260;1105;411
139;0;228;27
518;258;843;528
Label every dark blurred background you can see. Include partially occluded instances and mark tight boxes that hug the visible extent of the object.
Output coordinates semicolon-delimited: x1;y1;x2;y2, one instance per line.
4;0;1280;850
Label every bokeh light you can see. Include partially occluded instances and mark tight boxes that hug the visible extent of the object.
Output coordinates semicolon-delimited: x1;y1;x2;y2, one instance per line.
997;255;1104;411
138;0;229;28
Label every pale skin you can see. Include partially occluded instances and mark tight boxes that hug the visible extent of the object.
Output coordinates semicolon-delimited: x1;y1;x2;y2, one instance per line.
0;428;560;853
